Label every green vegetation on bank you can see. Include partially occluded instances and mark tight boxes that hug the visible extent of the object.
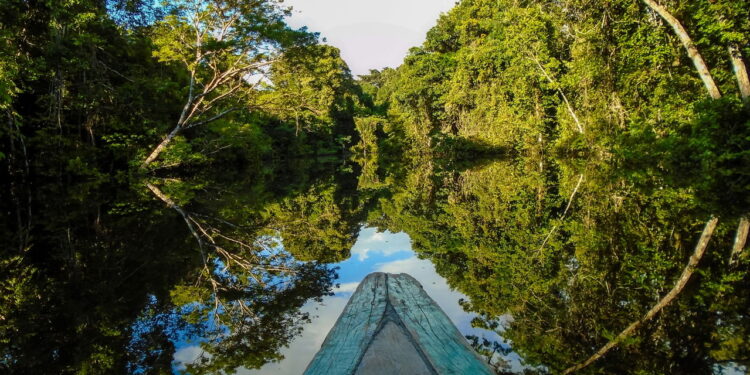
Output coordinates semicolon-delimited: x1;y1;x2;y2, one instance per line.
348;1;750;372
0;0;366;177
5;0;746;170
0;1;368;373
357;0;750;161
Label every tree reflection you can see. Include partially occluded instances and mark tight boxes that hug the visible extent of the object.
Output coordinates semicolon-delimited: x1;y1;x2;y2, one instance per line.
357;152;749;374
0;161;343;374
2;146;748;374
145;180;337;374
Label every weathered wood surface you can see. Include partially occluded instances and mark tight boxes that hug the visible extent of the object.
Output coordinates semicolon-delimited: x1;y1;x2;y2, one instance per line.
304;272;493;375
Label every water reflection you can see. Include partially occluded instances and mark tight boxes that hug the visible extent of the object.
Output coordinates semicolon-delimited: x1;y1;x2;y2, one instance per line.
2;153;748;374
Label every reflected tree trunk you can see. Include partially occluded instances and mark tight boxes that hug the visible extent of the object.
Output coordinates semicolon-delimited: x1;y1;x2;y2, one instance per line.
145;182;209;261
730;216;749;266
537;174;584;254
562;216;719;374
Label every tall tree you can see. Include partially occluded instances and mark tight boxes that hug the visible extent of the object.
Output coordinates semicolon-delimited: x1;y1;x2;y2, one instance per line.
140;0;315;168
260;44;359;145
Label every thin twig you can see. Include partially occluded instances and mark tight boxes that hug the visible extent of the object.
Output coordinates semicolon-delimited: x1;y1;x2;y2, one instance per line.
537;174;585;254
528;53;584;133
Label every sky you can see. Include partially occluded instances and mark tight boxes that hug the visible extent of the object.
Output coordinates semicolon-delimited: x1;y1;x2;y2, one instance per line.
282;0;457;76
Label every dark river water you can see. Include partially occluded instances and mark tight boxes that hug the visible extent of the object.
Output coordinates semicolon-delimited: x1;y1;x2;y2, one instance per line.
2;154;748;374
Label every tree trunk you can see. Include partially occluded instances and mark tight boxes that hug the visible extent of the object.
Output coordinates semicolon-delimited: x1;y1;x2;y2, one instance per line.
728;43;750;104
730;216;749;265
140;124;181;169
642;0;722;99
562;216;719;374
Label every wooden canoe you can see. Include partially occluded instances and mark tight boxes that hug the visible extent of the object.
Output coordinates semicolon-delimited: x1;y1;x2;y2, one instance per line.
304;272;494;375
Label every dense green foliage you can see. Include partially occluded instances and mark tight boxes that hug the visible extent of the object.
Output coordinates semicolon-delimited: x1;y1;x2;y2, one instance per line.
362;0;750;159
347;2;750;368
0;0;361;176
0;1;365;373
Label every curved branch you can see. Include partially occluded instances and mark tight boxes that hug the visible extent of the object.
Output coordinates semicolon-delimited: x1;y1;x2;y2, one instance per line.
642;0;721;99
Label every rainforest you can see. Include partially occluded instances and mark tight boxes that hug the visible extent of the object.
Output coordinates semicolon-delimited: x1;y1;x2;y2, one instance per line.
1;0;749;374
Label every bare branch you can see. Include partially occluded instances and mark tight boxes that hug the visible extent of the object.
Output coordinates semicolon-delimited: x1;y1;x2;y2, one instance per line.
730;216;749;266
728;44;750;104
528;53;585;134
185;107;238;128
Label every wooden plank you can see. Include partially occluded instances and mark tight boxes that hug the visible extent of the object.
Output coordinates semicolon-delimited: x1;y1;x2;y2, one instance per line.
355;320;433;375
304;272;493;375
304;272;388;375
387;273;494;374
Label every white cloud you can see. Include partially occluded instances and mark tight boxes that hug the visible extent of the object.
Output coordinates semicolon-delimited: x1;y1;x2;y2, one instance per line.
284;0;456;75
173;345;206;371
350;227;411;261
334;281;360;293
